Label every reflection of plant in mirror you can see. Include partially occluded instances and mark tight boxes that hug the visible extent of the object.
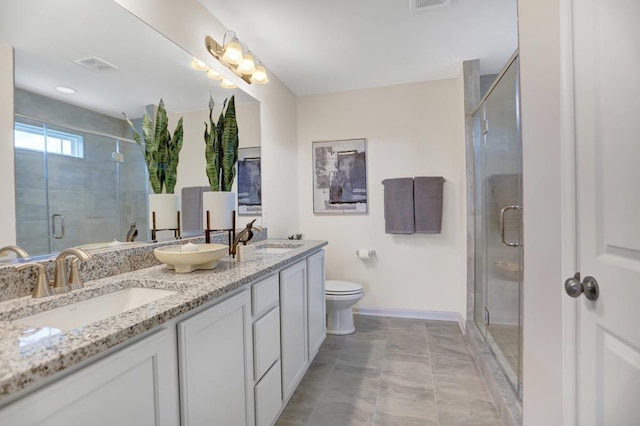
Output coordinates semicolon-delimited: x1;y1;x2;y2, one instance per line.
204;95;239;191
124;99;184;194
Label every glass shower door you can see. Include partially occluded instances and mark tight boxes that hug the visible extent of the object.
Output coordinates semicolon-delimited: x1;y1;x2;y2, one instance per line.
474;57;523;396
14;118;147;255
45;125;120;253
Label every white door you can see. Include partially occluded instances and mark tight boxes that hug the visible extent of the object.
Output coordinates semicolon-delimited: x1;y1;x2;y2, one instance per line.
569;0;640;423
280;260;308;401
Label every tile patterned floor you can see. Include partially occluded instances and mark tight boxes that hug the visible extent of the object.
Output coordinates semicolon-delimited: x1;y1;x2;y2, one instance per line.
275;315;501;426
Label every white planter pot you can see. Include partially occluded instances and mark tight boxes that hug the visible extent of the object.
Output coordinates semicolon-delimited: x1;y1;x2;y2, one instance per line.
149;193;181;230
202;191;235;230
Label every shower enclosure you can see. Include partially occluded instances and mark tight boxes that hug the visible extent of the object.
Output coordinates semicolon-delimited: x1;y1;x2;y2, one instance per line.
473;55;523;398
14;117;149;255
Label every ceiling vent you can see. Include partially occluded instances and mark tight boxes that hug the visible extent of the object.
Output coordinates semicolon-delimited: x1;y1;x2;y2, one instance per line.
411;0;450;11
73;56;118;72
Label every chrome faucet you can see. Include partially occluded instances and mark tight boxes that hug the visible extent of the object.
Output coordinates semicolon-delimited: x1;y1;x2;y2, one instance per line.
52;248;93;293
15;263;53;298
0;245;30;261
13;248;92;298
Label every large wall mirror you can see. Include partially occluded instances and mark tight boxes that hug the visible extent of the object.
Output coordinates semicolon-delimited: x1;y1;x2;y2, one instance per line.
0;0;261;256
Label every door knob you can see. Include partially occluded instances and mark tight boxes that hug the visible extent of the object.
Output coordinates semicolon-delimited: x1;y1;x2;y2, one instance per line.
564;272;599;301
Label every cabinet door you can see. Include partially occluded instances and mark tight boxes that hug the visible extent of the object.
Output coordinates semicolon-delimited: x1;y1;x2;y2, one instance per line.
279;260;308;401
307;250;326;360
178;290;254;426
0;328;179;426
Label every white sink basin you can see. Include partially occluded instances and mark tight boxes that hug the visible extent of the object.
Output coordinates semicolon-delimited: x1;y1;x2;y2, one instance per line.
257;247;294;254
14;288;176;331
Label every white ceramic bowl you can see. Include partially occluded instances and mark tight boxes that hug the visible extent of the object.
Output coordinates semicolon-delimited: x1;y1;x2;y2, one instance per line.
154;244;229;273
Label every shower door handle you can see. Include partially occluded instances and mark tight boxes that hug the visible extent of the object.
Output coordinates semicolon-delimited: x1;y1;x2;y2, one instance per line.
51;214;65;239
500;205;522;247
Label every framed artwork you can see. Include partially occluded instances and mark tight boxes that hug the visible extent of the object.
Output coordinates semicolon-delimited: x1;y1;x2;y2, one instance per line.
312;138;367;214
237;147;262;216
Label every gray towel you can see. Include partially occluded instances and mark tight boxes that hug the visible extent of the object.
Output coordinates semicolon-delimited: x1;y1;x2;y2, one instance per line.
382;178;415;234
181;187;203;235
414;177;444;234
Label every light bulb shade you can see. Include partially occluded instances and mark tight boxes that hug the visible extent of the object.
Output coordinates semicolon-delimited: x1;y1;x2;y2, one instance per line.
220;78;237;89
250;64;269;84
222;39;243;65
191;57;208;71
237;53;257;75
206;68;223;80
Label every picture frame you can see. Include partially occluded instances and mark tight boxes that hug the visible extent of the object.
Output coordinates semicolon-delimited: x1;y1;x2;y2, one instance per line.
237;147;262;216
312;138;367;214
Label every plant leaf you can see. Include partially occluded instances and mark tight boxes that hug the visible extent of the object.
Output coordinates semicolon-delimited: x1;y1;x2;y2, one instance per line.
221;95;238;192
165;116;183;194
205;96;221;191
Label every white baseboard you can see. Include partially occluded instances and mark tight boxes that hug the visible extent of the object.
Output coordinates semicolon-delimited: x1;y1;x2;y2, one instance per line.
458;313;467;335
353;307;460;323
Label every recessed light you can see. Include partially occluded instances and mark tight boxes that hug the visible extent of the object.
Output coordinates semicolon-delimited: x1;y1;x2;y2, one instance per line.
56;86;76;94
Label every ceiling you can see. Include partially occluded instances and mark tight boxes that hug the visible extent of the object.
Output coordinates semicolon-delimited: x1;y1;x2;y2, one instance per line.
0;0;256;119
198;0;518;96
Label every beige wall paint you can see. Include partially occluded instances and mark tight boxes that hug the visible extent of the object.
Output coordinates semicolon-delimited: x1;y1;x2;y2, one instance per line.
114;0;298;237
0;43;16;247
518;0;564;423
297;78;467;317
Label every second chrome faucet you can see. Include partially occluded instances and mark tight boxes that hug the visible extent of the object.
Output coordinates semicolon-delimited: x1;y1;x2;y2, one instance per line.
16;248;93;298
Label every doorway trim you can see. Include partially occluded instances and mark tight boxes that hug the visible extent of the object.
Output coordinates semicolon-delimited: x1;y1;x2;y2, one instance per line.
559;0;578;423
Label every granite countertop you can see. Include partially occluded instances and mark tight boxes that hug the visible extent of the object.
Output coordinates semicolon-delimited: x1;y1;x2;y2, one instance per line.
0;239;327;404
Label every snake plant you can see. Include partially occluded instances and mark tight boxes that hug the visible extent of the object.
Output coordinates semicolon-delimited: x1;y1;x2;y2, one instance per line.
204;95;239;191
124;99;184;194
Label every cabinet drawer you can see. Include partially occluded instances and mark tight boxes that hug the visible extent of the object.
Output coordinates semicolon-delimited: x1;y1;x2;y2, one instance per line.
253;306;280;381
255;360;282;426
252;274;279;318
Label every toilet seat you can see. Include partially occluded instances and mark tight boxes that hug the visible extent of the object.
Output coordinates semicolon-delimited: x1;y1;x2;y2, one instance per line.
325;280;363;296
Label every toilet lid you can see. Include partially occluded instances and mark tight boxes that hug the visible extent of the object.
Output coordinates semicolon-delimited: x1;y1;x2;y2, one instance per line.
325;280;363;295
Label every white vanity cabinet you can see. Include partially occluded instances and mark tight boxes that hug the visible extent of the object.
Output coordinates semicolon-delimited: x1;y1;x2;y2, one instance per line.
0;246;326;426
279;260;309;401
0;328;180;426
177;289;254;426
307;250;326;360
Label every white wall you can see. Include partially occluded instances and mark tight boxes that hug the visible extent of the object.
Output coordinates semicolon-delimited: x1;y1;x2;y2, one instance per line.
518;0;564;423
0;43;16;247
297;78;467;318
114;0;298;237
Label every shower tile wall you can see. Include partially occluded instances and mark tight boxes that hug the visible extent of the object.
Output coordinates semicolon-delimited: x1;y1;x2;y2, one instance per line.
14;90;147;255
14;148;48;254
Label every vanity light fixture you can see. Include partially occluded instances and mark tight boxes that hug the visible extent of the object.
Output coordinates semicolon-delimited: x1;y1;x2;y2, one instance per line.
55;86;76;94
250;62;269;84
191;58;208;71
220;78;237;89
220;32;243;66
205;32;269;85
206;68;223;81
237;52;257;75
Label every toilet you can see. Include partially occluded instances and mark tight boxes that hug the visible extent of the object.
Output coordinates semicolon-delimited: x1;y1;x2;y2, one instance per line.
325;280;364;335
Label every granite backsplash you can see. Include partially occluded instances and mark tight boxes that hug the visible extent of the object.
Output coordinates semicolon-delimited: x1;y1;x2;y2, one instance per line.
0;229;267;303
